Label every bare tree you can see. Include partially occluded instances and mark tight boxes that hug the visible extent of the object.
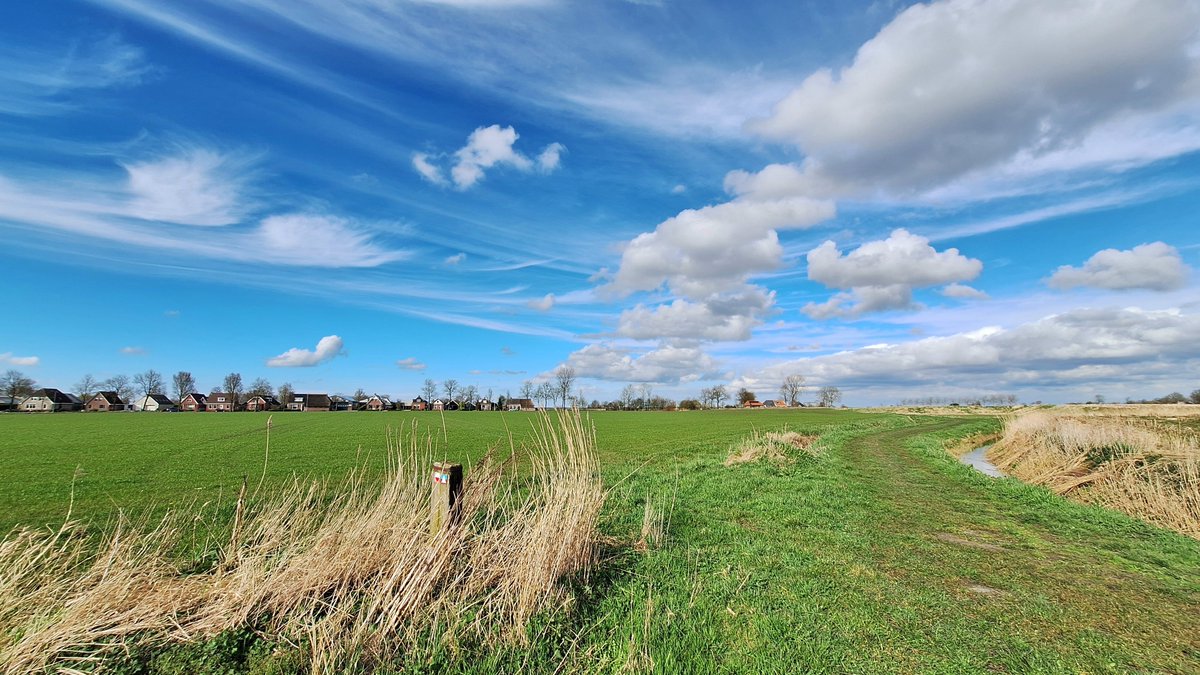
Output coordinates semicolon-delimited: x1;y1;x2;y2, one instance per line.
462;384;479;406
2;370;36;402
278;382;294;407
711;384;728;408
555;366;576;408
818;386;842;408
620;384;637;410
104;374;133;402
172;371;196;403
443;379;459;402
74;373;99;401
780;374;805;407
639;383;652;410
353;387;367;402
133;369;165;398
536;381;554;409
737;387;756;405
421;378;438;402
248;378;274;398
520;380;535;400
222;372;244;406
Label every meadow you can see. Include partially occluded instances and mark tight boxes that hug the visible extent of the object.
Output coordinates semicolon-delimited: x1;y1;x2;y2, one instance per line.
2;409;1199;673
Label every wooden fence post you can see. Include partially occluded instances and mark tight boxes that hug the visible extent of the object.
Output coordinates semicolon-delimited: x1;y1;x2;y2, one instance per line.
431;461;463;534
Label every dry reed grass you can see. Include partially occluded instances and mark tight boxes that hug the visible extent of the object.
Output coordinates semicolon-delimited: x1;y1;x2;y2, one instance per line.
989;408;1200;539
725;429;819;467
0;411;605;674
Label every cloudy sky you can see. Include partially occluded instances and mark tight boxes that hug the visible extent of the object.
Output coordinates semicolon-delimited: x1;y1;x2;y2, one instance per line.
2;0;1198;405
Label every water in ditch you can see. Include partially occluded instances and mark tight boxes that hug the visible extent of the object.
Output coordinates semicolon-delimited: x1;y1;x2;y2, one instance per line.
960;444;1005;478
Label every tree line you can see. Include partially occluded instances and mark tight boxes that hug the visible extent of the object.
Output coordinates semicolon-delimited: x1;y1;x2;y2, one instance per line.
3;365;852;411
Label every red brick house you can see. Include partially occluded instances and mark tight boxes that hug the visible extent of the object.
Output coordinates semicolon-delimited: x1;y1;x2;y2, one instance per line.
180;393;208;412
366;395;392;411
86;391;125;412
245;395;280;411
207;392;237;412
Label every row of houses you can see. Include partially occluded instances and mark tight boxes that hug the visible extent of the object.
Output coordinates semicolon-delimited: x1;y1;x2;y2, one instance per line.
742;399;797;408
6;389;543;413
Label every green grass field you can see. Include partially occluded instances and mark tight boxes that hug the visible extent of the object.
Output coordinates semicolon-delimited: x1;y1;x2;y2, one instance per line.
2;410;1198;673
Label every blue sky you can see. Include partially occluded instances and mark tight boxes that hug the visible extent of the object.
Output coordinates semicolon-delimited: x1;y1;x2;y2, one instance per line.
2;0;1198;405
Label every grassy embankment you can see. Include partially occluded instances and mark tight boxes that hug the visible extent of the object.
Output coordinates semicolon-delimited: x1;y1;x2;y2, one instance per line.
2;409;1198;673
988;405;1200;539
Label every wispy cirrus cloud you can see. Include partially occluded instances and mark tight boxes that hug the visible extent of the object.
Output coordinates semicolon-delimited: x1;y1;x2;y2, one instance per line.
0;143;407;269
0;34;152;116
121;147;257;226
266;335;345;367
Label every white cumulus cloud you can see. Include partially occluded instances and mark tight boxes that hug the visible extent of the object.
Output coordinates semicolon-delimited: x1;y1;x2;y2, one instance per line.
266;335;345;367
609;197;834;299
748;0;1200;199
803;229;982;318
561;343;722;384
616;288;775;342
755;307;1200;398
412;152;447;186
1047;242;1190;291
941;283;989;300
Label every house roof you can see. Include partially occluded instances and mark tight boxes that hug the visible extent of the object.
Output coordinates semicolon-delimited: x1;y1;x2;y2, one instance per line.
93;391;123;405
183;392;208;403
507;398;535;408
147;393;173;404
30;388;74;404
301;393;332;407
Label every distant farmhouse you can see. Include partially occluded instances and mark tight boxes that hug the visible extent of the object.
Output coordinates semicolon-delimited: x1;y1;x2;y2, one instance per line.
506;398;536;412
180;393;208;411
86;391;126;412
245;395;280;411
21;388;83;412
366;395;393;411
207;392;237;412
132;393;175;412
287;394;332;412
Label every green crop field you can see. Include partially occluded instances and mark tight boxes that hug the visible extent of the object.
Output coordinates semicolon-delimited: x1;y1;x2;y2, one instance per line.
0;408;868;532
2;410;1198;674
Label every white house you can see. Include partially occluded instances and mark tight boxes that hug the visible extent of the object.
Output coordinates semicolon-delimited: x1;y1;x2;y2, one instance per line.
131;393;176;411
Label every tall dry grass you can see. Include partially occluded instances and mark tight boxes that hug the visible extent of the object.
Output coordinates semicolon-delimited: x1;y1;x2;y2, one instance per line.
0;412;605;674
989;408;1200;539
725;429;820;466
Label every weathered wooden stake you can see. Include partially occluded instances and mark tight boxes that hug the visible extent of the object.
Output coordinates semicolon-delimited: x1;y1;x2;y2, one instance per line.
430;461;463;534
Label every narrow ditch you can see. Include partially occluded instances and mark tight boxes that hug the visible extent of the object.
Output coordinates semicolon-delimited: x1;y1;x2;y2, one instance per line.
959;444;1005;478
